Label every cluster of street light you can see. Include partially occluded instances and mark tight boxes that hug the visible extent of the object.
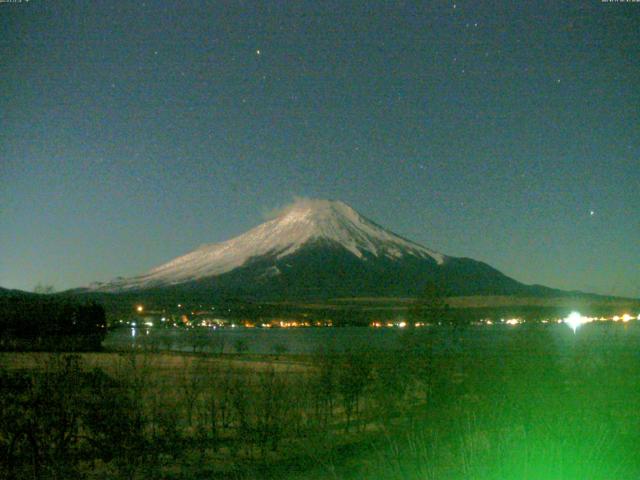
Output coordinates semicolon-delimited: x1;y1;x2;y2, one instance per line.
368;313;640;331
128;304;639;333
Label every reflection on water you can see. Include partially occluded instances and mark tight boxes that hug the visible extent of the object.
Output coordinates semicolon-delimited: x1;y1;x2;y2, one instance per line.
103;322;640;355
108;326;404;354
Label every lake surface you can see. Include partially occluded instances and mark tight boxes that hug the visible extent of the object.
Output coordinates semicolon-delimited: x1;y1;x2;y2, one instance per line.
103;322;640;355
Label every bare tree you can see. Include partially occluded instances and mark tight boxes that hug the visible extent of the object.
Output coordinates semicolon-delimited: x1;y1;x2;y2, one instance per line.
179;356;205;428
33;283;55;294
230;370;252;457
254;366;288;456
337;351;371;432
312;350;337;429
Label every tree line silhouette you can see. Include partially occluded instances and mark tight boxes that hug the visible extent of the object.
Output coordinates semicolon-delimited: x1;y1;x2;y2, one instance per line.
0;294;106;351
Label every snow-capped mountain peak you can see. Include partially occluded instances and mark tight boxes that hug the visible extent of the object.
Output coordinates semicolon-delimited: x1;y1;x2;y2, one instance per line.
267;199;444;262
91;199;445;292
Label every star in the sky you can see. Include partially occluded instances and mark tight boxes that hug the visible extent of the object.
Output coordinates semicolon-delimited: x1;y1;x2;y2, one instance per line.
590;210;595;216
256;49;262;56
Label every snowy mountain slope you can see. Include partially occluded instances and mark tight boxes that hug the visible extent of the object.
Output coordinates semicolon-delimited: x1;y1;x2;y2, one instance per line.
90;199;447;292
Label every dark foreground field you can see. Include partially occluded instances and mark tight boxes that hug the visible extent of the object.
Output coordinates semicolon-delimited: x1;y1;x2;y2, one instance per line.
2;323;640;479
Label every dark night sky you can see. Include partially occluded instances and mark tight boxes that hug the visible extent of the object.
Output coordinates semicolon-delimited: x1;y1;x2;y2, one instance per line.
1;1;638;297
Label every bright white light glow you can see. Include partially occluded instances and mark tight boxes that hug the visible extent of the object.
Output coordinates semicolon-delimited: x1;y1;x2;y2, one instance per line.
565;311;587;333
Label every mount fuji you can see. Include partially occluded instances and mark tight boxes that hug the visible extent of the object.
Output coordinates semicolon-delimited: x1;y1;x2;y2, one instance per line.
84;199;550;300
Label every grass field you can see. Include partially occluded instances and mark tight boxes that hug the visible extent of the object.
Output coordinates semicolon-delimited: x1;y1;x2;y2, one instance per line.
2;323;640;479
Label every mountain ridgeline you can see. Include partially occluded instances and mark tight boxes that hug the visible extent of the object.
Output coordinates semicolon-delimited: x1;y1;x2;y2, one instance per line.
83;199;559;301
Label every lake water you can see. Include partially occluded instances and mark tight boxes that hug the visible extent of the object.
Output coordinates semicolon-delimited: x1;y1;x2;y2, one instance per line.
103;322;640;355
